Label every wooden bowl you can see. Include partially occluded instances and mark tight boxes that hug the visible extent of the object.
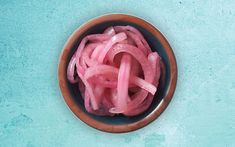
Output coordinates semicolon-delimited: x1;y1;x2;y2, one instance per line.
58;14;177;133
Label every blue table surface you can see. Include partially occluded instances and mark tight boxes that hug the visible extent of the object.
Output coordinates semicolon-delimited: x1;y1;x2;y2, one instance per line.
1;0;235;147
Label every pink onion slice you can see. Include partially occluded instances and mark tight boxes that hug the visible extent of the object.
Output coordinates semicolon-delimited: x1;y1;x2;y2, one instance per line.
116;54;131;112
89;76;117;88
114;25;151;52
84;89;112;116
131;77;156;95
90;44;104;61
80;43;98;69
103;26;116;36
148;52;161;84
75;34;110;75
126;31;148;55
84;65;156;96
97;32;127;63
67;25;161;116
83;43;100;67
78;74;99;110
109;43;154;82
123;52;161;116
67;55;78;83
109;43;154;109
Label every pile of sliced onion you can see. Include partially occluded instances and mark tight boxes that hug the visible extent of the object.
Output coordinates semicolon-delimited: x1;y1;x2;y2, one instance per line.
67;25;161;116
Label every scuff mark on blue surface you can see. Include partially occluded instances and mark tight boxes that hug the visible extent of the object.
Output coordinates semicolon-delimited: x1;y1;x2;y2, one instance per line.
4;114;33;129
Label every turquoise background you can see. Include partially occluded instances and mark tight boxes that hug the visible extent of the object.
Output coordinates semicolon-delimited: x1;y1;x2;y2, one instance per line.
0;0;235;146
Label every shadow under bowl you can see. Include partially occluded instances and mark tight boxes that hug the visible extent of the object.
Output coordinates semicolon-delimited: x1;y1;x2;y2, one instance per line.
58;14;177;133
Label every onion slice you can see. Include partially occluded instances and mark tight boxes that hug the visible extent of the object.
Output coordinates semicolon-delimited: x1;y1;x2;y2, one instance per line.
67;25;161;116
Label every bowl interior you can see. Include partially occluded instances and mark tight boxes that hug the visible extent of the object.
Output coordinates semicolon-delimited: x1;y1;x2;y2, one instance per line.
66;21;170;125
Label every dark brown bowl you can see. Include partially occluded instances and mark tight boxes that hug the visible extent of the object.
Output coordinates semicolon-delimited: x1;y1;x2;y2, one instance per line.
58;14;177;133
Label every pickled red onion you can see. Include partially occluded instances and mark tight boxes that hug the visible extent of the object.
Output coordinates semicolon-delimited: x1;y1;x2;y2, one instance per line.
67;25;161;116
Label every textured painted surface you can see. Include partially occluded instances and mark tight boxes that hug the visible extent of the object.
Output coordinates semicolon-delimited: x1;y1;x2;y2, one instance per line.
0;0;235;146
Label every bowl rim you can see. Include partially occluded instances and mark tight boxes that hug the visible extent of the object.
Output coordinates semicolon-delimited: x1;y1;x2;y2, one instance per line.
58;13;177;133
